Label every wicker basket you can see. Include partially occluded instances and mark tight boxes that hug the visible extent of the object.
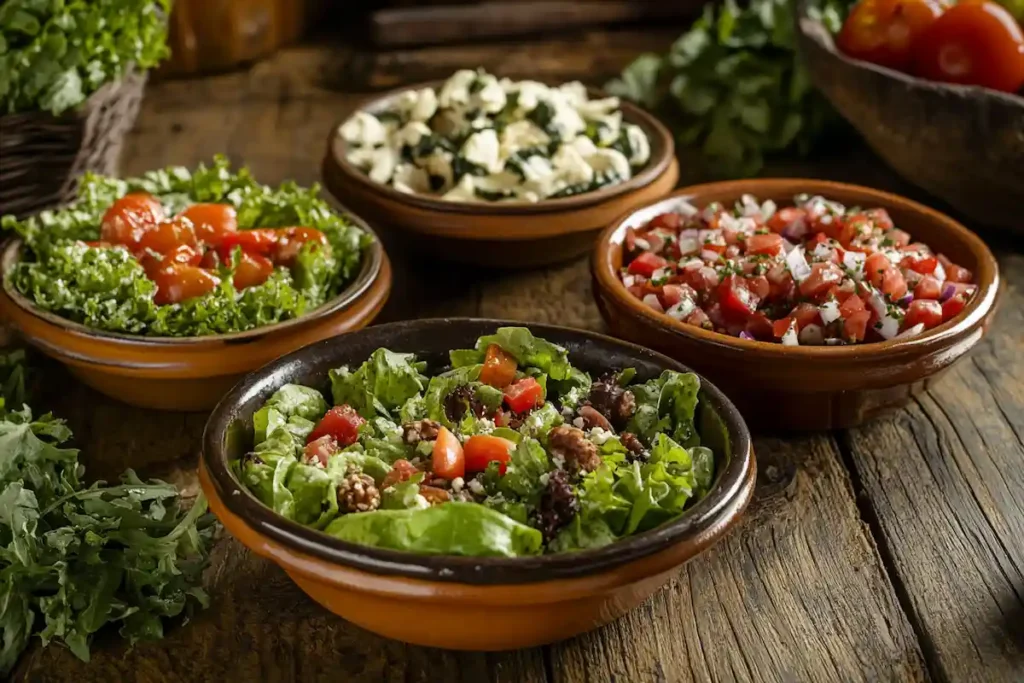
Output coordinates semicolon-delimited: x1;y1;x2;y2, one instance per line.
0;65;148;219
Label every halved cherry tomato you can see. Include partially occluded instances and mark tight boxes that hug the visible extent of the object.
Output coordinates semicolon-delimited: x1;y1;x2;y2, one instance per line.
904;299;944;329
912;1;1024;93
233;250;274;290
274;227;329;265
838;0;943;71
746;233;784;256
382;459;420;489
308;404;365;447
914;274;942;300
432;427;465;479
627;251;669;278
480;343;518;388
464;435;516;474
150;265;221;305
718;275;760;319
503;377;544;413
177;203;238;246
100;193;165;248
220;229;280;255
137;217;199;255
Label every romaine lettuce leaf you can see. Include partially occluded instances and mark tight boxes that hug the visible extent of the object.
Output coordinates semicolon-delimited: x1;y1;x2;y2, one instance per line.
323;503;543;557
452;327;573;380
626;370;701;447
381;474;426;510
253;384;328;444
326;451;392;486
330;349;427;419
498;438;549;502
549;366;592;410
284;463;339;528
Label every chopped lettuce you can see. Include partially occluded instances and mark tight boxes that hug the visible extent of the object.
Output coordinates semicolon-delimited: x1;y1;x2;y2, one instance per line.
498;438;549;502
323;503;543;557
549;366;592;410
626;370;701;447
326;451;391;486
452;327;573;380
330;349;428;419
253;384;328;444
381;475;427;510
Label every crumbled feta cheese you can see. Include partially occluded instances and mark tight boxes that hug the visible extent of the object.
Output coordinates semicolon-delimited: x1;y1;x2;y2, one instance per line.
393;121;432;149
587;148;631;181
588;427;614;445
539;472;551;486
468;479;486;496
413;494;429;510
461;129;501;173
624;124;650;166
451;477;465;493
339;111;386;147
392;164;430;194
552;454;566;470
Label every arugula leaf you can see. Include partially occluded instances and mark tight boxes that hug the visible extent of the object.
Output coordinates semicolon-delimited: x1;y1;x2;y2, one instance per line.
0;0;171;116
323;503;543;557
606;0;854;178
2;156;372;337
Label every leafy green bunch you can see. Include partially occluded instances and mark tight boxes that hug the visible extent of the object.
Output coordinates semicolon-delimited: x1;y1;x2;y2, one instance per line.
0;347;216;676
0;0;172;116
1;156;372;337
607;0;852;178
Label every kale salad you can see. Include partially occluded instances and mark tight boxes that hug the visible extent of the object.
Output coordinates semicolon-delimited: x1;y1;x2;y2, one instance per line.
0;156;372;337
234;327;716;557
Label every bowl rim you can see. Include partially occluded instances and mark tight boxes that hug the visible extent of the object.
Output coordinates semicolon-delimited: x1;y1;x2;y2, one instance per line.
592;178;1001;360
325;78;676;217
201;317;755;585
0;209;385;348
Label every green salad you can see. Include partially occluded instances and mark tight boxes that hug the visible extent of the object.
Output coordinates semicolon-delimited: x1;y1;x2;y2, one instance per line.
1;156;372;337
234;327;717;557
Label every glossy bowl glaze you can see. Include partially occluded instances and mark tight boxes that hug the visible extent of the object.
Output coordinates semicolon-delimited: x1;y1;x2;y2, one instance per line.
200;319;756;649
592;179;1001;431
321;81;679;268
796;9;1024;234
0;220;391;411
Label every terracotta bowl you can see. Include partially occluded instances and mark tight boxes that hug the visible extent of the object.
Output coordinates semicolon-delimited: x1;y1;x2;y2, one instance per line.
321;81;679;268
200;318;756;649
592;179;1001;432
796;9;1024;234
0;221;392;412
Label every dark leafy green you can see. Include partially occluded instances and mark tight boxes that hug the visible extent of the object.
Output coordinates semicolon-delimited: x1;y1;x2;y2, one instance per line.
606;0;853;178
0;350;214;676
1;156;372;337
0;0;171;115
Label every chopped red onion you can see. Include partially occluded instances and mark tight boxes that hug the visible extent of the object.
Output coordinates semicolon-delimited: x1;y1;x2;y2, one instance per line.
895;323;926;340
677;200;699;217
642;294;663;313
677;237;700;256
700;249;720;262
666;297;696;321
680;228;700;240
781;216;808;240
622;274;636;288
933;261;947;282
781;237;797;254
738;330;756;341
898;293;914;307
781;320;800;346
940;283;957;302
842;250;866;278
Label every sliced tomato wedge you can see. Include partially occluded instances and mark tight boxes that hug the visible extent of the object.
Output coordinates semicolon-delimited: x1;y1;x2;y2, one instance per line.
480;344;518;388
464;435;516;474
503;377;544;413
432;427;465;480
307;405;365;446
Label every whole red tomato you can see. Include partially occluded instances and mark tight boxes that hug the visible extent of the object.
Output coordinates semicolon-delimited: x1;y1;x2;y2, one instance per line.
151;265;221;305
177;203;238;247
100;194;165;249
912;1;1024;92
838;0;943;71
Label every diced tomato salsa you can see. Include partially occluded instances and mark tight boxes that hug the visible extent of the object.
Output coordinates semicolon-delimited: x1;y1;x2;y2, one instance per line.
619;194;977;345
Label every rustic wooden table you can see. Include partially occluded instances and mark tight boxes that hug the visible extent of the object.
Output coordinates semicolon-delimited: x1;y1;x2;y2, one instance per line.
13;29;1024;683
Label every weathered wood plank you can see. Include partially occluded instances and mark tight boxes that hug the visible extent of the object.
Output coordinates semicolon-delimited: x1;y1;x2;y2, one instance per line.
841;251;1024;683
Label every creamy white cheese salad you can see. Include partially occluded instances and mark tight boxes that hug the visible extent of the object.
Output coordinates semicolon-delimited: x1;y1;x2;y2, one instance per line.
338;69;652;203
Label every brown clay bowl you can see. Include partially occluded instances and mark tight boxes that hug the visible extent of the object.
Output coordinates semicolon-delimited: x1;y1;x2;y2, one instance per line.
0;221;392;412
592;179;1001;432
321;81;679;268
200;318;756;650
796;8;1024;234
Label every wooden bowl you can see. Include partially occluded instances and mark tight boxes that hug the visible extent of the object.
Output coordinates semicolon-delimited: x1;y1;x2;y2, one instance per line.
0;223;391;412
592;179;1001;432
200;318;756;649
321;81;679;268
796;10;1024;234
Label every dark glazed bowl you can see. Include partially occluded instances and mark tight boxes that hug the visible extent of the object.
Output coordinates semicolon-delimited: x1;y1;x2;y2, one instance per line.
200;318;756;649
0;215;391;411
321;80;679;268
796;8;1024;234
592;179;1001;431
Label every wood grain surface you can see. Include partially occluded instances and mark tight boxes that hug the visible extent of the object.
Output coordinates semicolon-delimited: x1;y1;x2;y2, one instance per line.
11;31;1024;683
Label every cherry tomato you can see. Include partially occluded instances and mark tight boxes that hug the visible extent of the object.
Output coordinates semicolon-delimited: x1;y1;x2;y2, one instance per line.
233;250;274;290
746;233;784;256
274;227;329;266
838;0;943;71
480;343;518;388
220;229;280;255
307;405;365;447
503;377;544;413
140;243;203;276
177;203;238;247
382;459;421;489
627;251;669;278
904;299;944;329
100;193;165;249
150;265;221;305
432;427;465;480
913;1;1024;92
718;275;760;319
137;217;199;255
463;435;516;474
